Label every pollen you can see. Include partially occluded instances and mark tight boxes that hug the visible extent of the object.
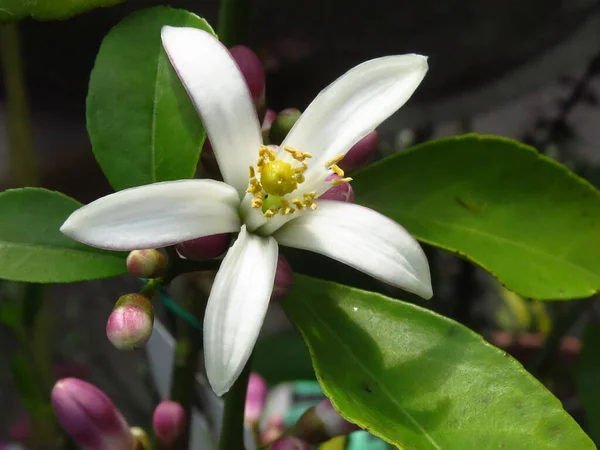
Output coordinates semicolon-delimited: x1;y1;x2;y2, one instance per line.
331;177;353;186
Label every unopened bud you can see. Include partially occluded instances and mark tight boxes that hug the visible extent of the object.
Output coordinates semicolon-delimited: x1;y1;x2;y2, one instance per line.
126;249;166;279
245;373;267;426
229;45;266;107
152;401;186;447
261;416;285;445
262;109;277;143
338;131;378;174
269;108;301;145
270;437;311;450
51;378;133;450
290;399;359;444
177;233;231;261
272;255;293;301
131;427;152;450
106;294;153;350
319;174;355;203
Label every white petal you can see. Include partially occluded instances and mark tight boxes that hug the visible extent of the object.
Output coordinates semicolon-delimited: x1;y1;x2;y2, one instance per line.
273;201;432;299
204;226;278;396
161;26;262;194
280;55;428;169
60;180;240;250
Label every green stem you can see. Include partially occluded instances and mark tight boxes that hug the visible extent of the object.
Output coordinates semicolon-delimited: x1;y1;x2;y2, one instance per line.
0;23;39;186
219;361;251;450
530;298;593;377
217;0;253;47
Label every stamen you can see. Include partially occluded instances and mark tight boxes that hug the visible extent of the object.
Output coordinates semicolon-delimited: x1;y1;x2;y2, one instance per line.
251;198;263;208
249;166;256;178
331;177;353;186
330;164;344;177
264;208;277;218
284;146;312;162
324;154;344;168
295;174;305;184
292;198;304;209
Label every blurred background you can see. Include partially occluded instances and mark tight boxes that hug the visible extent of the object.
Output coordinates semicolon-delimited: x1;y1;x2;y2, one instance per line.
1;0;600;446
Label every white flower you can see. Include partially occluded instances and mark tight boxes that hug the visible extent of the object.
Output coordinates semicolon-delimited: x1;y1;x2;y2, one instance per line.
61;26;432;396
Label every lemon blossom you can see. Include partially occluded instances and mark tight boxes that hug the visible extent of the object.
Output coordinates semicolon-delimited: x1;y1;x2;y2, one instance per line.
60;26;432;396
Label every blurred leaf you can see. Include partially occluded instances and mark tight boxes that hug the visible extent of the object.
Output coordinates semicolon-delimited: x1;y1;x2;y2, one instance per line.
576;323;600;444
354;135;600;299
283;275;594;449
87;6;212;191
0;188;127;282
252;332;316;385
0;0;122;21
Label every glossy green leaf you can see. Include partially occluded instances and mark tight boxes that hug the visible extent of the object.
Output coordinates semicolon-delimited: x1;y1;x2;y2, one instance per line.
354;134;600;299
87;6;212;191
0;0;122;21
576;324;600;444
0;188;127;283
283;275;594;449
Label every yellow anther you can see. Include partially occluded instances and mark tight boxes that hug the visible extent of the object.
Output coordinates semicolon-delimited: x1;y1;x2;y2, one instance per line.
284;146;312;162
331;164;344;177
249;166;256;178
331;177;353;186
264;209;276;218
260;146;276;161
295;174;305;184
292;198;304;209
309;202;317;211
293;163;308;174
324;154;344;168
303;191;317;200
251;198;263;208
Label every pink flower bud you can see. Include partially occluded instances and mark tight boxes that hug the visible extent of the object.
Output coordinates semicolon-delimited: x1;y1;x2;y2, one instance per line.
290;399;358;444
229;45;266;106
272;255;293;301
51;378;133;450
270;437;311;450
269;108;301;145
126;249;166;278
152;401;186;447
319;174;355;203
338;131;379;174
262;109;277;142
106;294;153;350
260;416;285;445
245;373;267;425
177;233;231;261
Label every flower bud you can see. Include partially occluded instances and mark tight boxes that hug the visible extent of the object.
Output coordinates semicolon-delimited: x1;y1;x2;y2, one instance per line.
261;415;285;445
131;427;152;450
319;174;355;203
152;401;186;447
290;399;358;444
106;294;153;350
229;45;266;107
269;108;301;145
51;378;133;450
338;131;379;174
272;255;293;301
245;373;267;426
262;109;277;143
177;233;231;261
270;437;311;450
126;249;166;279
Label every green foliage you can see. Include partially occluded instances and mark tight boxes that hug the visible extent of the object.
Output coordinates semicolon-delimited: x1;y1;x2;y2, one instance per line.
0;0;122;21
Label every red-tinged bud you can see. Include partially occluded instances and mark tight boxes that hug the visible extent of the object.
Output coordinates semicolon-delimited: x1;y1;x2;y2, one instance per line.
269;108;301;145
229;45;266;107
272;255;293;301
106;294;153;350
51;378;133;450
152;401;186;447
270;437;311;450
126;249;166;279
245;373;267;426
338;131;379;174
320;174;355;203
262;109;277;143
290;399;359;444
261;415;285;445
177;233;231;261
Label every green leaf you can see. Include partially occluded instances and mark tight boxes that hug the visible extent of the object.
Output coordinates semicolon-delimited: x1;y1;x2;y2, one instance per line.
0;0;122;21
0;188;127;283
576;324;600;444
87;6;212;191
283;275;594;449
354;134;600;299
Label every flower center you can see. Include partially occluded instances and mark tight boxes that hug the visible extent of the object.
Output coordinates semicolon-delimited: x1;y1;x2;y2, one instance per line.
246;145;352;218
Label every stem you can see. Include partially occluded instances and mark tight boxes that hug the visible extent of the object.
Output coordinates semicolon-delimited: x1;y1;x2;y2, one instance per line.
0;23;39;186
530;298;593;377
168;283;205;450
217;0;253;47
219;361;251;450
